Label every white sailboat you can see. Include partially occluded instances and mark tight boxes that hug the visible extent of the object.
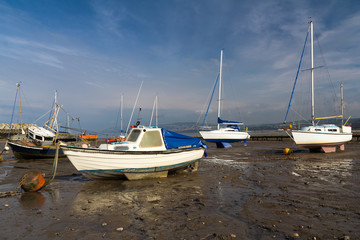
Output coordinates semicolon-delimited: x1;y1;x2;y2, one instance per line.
199;49;250;148
285;20;352;153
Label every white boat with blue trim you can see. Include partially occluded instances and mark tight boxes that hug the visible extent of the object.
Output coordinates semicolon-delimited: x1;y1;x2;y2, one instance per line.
61;126;207;180
199;49;250;148
284;20;352;153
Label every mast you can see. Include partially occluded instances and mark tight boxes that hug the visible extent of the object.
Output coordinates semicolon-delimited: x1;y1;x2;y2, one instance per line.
217;49;223;130
150;96;158;127
341;83;344;125
120;94;123;135
155;95;158;127
310;20;315;125
18;83;23;132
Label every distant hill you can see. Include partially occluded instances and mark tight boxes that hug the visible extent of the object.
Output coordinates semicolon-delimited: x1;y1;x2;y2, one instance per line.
99;117;360;136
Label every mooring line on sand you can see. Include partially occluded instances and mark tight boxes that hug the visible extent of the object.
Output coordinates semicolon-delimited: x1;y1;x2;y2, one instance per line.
0;191;20;198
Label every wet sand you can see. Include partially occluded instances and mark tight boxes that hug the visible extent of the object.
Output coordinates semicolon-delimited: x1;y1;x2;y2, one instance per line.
0;139;359;240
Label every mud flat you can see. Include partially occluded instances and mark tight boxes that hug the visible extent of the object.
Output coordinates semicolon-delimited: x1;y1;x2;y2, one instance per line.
0;140;359;239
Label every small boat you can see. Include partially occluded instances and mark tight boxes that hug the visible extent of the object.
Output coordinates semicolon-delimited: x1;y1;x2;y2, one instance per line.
199;49;250;148
7;125;66;159
284;20;352;153
79;132;98;140
61;126;207;180
6;87;71;159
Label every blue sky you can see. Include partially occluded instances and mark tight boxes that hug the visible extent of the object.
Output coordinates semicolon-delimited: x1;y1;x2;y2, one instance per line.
0;0;359;132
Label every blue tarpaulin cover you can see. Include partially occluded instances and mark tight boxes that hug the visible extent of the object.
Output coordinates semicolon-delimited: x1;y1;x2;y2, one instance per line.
217;117;243;125
162;129;207;150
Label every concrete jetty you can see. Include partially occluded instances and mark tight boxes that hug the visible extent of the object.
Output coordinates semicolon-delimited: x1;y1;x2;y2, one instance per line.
0;123;36;138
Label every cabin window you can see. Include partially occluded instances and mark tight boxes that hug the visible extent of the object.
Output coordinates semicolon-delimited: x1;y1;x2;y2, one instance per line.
28;132;34;139
35;135;43;141
328;129;338;132
139;131;163;148
127;129;141;142
315;129;322;131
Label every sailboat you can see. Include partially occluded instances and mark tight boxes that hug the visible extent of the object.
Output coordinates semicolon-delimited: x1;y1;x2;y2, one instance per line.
199;49;250;148
284;20;352;153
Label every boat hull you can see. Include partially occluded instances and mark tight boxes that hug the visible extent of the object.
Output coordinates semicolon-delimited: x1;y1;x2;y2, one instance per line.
199;130;250;142
7;141;65;159
291;130;352;152
61;146;205;180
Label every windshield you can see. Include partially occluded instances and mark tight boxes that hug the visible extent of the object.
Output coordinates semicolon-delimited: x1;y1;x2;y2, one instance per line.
127;129;141;142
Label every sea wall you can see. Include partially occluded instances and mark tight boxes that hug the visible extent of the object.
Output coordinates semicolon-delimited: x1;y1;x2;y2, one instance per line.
0;123;36;138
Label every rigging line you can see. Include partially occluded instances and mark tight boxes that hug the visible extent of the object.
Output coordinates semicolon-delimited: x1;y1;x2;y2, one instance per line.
284;29;309;123
115;94;122;129
126;81;143;135
48;95;56;123
202;73;220;128
196;74;219;126
33;108;52;124
7;84;19;139
314;30;339;108
290;108;312;124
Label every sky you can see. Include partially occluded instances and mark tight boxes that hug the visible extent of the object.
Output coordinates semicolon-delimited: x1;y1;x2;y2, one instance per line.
0;0;359;132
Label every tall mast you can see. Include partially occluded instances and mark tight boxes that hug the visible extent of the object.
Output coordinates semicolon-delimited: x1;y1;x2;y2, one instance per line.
18;83;23;131
120;94;123;134
341;83;344;125
155;95;158;127
217;49;223;130
310;20;315;125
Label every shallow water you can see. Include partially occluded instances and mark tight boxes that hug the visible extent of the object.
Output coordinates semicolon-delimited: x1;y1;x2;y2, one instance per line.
0;140;359;239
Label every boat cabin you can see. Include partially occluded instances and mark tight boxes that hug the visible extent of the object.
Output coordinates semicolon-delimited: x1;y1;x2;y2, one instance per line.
98;126;206;152
301;124;341;133
99;126;167;151
27;125;55;142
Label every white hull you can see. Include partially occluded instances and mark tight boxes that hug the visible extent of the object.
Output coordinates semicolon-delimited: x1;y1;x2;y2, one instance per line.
62;146;205;180
291;131;352;147
199;129;250;142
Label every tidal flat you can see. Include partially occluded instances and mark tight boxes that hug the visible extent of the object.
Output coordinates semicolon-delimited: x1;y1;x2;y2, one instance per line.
0;139;359;240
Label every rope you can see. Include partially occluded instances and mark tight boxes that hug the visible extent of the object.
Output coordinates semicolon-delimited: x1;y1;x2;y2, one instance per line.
44;142;60;186
0;191;20;198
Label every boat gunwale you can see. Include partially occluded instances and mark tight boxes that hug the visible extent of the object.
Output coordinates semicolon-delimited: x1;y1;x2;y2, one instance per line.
61;145;204;155
292;129;353;136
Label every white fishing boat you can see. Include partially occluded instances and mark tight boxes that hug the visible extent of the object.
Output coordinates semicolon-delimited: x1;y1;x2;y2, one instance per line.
284;20;352;153
7;88;74;159
61;126;207;180
199;49;250;148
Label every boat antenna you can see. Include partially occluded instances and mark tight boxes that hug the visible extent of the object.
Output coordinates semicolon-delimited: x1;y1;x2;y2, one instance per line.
136;108;142;126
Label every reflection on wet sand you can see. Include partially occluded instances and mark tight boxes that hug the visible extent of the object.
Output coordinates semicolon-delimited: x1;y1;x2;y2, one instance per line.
19;192;45;208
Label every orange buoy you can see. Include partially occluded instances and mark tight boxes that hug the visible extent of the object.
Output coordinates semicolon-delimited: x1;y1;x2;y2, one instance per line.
284;148;292;155
19;170;46;192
